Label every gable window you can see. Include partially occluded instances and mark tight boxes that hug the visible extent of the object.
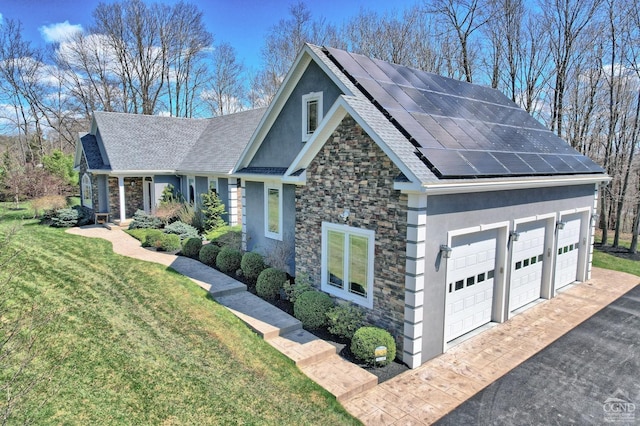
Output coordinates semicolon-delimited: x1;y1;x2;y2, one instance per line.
81;173;93;209
302;92;323;142
321;222;374;309
264;183;283;240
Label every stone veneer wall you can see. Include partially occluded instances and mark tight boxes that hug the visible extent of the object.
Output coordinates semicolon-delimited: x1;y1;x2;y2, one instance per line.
108;177;143;220
295;115;408;351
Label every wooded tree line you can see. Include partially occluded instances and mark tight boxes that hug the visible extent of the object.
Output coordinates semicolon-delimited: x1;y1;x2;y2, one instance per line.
1;0;640;250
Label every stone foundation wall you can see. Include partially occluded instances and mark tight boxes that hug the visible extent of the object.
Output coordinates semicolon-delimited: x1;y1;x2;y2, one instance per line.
108;177;143;220
295;115;408;352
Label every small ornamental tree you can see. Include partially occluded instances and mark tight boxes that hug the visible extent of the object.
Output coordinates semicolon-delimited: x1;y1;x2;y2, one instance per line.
201;190;226;231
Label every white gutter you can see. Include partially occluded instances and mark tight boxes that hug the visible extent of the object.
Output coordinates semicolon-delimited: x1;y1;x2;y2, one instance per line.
415;174;609;195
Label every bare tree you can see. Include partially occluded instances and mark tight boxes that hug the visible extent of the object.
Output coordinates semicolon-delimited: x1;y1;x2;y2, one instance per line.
251;1;340;105
203;42;246;116
426;0;490;83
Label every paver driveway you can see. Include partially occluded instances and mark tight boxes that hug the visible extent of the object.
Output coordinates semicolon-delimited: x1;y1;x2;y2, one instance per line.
436;284;640;426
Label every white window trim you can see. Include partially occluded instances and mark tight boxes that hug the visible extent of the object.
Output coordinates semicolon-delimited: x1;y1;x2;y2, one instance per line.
301;91;323;142
187;176;196;203
264;182;283;240
208;176;218;194
81;173;93;209
321;222;374;309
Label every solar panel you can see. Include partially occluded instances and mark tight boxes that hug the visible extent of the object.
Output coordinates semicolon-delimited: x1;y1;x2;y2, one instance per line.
517;153;557;174
323;47;605;178
419;148;477;176
492;152;535;174
411;113;464;149
460;151;509;175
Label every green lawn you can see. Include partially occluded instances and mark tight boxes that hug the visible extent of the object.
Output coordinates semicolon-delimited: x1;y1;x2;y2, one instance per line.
0;203;358;425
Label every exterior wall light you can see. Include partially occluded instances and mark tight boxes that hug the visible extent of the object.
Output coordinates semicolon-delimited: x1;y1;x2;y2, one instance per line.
591;213;599;224
439;245;452;259
556;221;566;231
509;231;520;242
340;209;350;221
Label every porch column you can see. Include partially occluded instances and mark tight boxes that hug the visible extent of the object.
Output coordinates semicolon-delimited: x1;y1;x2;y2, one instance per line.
403;193;427;369
228;178;239;226
118;176;126;221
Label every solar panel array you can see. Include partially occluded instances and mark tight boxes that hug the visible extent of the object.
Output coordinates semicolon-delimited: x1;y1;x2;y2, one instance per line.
324;47;604;179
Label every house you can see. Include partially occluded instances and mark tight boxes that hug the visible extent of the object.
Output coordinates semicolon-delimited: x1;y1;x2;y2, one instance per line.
74;109;265;224
234;44;607;368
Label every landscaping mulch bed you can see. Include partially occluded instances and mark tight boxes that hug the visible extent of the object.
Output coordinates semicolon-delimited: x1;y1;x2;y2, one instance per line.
595;243;640;261
173;250;409;382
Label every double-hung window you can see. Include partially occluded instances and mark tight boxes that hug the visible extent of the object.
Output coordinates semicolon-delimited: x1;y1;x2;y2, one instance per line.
302;92;323;142
264;182;283;240
321;222;374;308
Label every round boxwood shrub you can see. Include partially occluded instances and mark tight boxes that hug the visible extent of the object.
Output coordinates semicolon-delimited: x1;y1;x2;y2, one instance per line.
142;229;164;247
350;326;396;366
216;247;242;273
182;237;202;259
293;291;334;330
241;252;266;283
256;268;286;301
326;303;366;340
199;244;220;267
158;233;181;252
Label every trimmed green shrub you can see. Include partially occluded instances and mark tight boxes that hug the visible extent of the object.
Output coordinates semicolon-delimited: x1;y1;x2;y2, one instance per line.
182;237;202;258
164;220;199;240
129;209;162;229
50;208;79;227
241;252;266;283
201;190;226;231
326;304;366;340
49;205;93;227
256;268;286;301
141;229;164;247
282;273;313;304
207;225;242;249
293;291;333;330
199;244;220;267
216;247;242;273
157;233;181;252
350;327;396;366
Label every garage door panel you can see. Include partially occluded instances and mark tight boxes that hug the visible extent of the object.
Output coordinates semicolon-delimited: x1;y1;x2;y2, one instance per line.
445;230;497;342
510;223;545;311
555;218;581;289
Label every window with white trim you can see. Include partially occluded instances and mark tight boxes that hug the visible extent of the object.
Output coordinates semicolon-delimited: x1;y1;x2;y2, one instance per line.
208;177;218;194
187;176;195;203
302;92;323;141
321;222;374;308
81;173;92;209
264;183;283;240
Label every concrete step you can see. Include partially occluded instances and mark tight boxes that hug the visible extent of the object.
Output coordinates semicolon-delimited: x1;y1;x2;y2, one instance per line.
300;354;378;402
214;292;302;339
268;329;337;367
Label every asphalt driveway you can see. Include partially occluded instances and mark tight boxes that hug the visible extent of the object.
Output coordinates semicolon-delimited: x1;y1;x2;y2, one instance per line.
436;285;640;426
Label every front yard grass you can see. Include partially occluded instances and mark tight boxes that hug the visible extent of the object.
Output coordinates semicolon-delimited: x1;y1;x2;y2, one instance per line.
0;204;358;425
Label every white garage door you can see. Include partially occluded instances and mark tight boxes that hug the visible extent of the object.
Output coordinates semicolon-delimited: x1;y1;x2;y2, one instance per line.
510;223;545;311
444;230;497;342
555;218;581;289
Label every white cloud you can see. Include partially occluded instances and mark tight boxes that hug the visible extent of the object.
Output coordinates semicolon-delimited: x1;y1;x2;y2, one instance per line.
39;21;82;43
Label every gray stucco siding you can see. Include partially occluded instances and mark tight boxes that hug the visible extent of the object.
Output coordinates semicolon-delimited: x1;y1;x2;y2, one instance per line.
249;61;343;168
244;180;296;274
419;184;596;361
217;177;229;223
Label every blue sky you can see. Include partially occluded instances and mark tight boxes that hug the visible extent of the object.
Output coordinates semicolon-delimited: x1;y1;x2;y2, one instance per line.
0;0;419;70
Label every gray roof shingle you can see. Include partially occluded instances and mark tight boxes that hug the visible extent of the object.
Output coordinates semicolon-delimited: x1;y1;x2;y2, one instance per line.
179;108;266;174
93;109;264;174
79;132;108;170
